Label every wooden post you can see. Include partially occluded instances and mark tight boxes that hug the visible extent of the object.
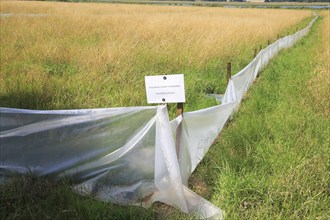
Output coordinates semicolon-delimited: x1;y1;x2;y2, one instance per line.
268;40;270;46
175;103;183;159
176;103;184;117
227;62;231;84
254;48;257;58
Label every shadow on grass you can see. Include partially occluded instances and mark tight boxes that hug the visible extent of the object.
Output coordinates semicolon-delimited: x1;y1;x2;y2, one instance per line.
0;174;158;220
0;173;190;220
0;89;80;110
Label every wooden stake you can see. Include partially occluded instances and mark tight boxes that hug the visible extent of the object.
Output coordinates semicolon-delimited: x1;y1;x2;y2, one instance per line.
175;103;184;159
227;62;231;84
176;103;184;117
254;48;257;58
268;40;270;46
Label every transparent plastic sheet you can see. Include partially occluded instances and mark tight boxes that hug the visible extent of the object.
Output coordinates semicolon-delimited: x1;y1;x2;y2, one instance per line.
0;105;222;218
0;106;160;204
174;81;236;174
0;15;317;219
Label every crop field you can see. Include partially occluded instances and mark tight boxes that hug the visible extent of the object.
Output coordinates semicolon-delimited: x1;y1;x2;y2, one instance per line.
0;1;312;114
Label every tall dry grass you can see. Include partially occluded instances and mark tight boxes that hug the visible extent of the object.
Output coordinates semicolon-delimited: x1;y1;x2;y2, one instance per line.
0;1;311;111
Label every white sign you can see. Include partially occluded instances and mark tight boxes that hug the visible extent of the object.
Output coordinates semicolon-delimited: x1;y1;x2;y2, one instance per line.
145;74;185;104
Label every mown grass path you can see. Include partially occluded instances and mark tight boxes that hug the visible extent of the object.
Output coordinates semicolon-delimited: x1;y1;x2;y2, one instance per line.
190;13;329;220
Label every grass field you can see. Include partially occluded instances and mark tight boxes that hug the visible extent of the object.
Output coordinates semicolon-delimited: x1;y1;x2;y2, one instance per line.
1;1;328;219
0;1;312;115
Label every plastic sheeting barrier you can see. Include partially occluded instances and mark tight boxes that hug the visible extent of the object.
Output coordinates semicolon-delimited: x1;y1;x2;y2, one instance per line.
0;15;318;219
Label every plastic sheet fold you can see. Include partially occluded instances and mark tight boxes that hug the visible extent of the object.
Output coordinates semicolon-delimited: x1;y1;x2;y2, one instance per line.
0;15;317;219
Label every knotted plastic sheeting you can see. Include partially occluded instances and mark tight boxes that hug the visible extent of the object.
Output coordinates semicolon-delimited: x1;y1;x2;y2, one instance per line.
0;15;317;219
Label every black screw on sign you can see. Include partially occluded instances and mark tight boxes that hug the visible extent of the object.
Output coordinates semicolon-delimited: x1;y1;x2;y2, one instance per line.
162;76;167;103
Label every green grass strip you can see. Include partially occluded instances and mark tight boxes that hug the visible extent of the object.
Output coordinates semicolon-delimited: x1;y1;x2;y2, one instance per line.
190;15;329;220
